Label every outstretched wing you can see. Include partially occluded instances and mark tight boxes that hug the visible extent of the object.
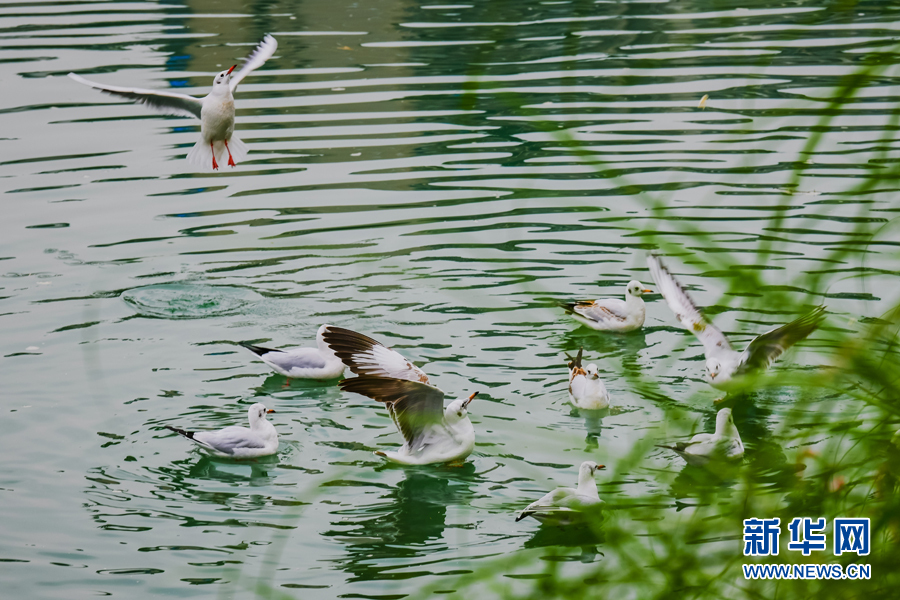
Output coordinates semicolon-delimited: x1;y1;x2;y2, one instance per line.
647;255;732;356
737;306;826;375
68;73;202;118
230;34;278;92
339;376;445;447
323;326;431;383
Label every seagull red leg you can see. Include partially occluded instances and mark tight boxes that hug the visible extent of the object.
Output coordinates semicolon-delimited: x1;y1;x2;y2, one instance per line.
224;140;236;167
210;142;219;170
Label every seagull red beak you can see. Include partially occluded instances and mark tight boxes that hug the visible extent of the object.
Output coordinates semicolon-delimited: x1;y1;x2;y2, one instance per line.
266;409;276;414
227;64;236;75
463;391;478;408
643;289;653;293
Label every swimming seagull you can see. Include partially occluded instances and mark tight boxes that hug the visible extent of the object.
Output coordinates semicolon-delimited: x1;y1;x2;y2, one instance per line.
68;34;277;170
322;326;478;465
657;407;744;466
647;254;826;391
558;280;652;332
164;402;278;458
565;348;610;410
516;461;605;524
239;324;345;380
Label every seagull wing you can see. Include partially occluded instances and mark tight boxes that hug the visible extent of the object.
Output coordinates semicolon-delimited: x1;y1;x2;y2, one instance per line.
647;255;732;356
565;347;583;375
264;348;327;371
736;306;826;375
230;34;278;93
193;426;266;454
68;73;202;119
339;376;445;447
575;298;630;323
323;326;431;384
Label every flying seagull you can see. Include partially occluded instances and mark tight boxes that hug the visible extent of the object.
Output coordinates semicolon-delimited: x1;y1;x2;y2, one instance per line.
68;34;277;170
164;402;278;458
323;326;478;465
558;280;652;332
647;254;825;390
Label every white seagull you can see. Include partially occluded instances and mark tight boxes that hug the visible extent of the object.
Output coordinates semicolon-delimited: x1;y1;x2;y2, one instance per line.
322;326;478;466
164;402;278;458
565;348;610;410
658;407;744;466
558;280;652;332
516;461;605;524
68;34;277;170
647;255;826;390
240;324;345;380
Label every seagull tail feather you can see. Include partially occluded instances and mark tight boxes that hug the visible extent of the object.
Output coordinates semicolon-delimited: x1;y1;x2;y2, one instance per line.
555;299;578;314
239;342;277;356
186;138;216;171
165;425;195;440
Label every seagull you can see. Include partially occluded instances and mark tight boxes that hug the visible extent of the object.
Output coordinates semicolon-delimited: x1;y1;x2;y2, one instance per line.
239;324;345;380
647;255;826;390
658;407;744;466
516;461;605;524
565;348;610;410
164;402;278;458
322;326;478;465
558;280;652;332
68;34;277;170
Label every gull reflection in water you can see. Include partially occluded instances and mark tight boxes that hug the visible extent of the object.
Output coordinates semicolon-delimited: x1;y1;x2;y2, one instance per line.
323;466;479;582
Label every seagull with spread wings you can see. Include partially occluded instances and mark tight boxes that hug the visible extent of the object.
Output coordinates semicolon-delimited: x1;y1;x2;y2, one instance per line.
164;403;278;458
558;280;652;332
658;407;744;466
516;461;605;524
68;35;277;170
647;254;826;390
323;326;478;465
239;324;345;380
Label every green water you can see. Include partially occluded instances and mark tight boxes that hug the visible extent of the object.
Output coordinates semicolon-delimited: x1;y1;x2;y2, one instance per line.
1;0;898;598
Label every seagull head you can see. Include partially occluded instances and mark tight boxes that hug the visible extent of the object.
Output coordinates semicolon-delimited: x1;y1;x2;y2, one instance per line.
626;280;652;297
715;407;742;441
581;461;606;476
248;402;275;426
213;65;237;89
446;392;478;422
706;357;727;383
586;363;601;380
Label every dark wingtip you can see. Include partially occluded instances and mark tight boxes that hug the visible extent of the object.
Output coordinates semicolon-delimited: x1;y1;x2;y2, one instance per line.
515;512;529;522
165;425;194;440
322;327;387;374
555;299;577;314
239;342;276;357
566;347;584;370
